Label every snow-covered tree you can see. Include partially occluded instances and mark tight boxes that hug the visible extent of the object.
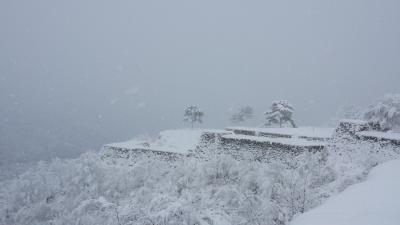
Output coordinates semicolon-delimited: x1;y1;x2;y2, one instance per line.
363;94;400;131
330;105;363;126
230;106;254;124
265;100;296;128
183;106;204;128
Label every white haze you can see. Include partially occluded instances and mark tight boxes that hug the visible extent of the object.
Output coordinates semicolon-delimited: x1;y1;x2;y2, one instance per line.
1;0;400;163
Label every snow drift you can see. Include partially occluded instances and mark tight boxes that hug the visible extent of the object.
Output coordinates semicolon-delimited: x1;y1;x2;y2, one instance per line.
291;158;400;225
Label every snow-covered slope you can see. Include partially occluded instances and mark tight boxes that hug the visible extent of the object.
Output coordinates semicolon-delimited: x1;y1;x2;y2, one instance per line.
105;129;227;154
152;129;212;153
291;158;400;225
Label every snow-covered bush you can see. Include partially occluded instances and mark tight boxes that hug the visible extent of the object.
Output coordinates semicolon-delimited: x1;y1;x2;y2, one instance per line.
269;152;334;223
363;94;400;131
1;139;399;225
0;152;275;225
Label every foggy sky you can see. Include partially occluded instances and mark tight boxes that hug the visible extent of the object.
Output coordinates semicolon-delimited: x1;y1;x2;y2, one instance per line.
1;0;400;163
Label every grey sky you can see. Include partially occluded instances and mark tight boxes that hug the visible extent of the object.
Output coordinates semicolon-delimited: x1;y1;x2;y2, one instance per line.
1;0;399;162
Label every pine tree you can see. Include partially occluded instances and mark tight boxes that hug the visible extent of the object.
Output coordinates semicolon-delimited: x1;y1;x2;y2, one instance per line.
265;100;296;128
230;106;254;124
183;106;204;128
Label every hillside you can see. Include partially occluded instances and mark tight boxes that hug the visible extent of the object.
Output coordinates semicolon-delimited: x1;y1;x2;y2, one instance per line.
1;127;399;225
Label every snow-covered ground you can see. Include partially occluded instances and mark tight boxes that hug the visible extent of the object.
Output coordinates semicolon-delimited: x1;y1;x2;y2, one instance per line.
291;158;400;225
226;126;334;139
105;129;204;154
105;129;228;154
105;127;330;155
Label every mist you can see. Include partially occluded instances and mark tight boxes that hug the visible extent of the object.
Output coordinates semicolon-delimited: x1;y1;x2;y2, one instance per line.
1;0;400;163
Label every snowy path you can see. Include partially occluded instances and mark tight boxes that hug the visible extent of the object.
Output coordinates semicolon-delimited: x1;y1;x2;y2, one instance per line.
291;158;400;225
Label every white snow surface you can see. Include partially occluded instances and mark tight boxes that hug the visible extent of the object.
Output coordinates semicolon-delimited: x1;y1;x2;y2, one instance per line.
226;126;334;139
105;129;226;154
356;131;400;141
291;158;400;225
